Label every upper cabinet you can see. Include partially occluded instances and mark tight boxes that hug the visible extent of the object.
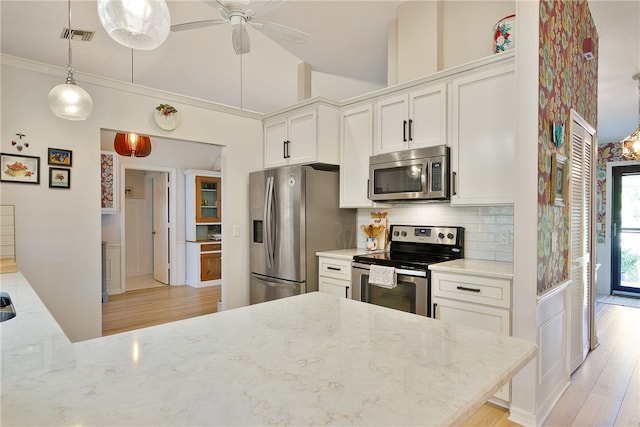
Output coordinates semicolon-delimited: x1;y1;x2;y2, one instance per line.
195;175;221;223
185;170;222;242
263;100;340;169
340;102;375;208
374;82;447;155
449;59;516;205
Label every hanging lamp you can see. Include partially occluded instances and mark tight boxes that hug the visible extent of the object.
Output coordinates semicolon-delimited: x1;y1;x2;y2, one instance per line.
48;0;93;121
622;73;640;160
114;132;152;157
97;0;170;50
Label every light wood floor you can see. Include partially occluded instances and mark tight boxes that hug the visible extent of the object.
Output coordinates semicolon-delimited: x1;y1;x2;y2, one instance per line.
102;285;220;336
101;288;639;426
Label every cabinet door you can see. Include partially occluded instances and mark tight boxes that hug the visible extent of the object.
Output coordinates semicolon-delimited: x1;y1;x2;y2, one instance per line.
264;118;288;168
195;176;221;223
409;83;446;149
201;252;221;281
374;94;409;154
433;296;510;401
340;104;375;208
450;63;516;205
319;276;351;299
287;109;317;164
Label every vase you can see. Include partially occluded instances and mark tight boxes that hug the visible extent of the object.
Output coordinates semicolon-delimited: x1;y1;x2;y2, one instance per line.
366;237;378;251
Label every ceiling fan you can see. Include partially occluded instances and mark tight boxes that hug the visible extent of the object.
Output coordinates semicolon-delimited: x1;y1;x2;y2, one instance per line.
170;0;309;55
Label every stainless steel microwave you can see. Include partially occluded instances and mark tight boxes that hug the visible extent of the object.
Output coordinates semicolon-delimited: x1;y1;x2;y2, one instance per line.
368;145;450;202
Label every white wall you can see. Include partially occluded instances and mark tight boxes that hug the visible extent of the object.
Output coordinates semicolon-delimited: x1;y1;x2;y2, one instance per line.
1;55;262;342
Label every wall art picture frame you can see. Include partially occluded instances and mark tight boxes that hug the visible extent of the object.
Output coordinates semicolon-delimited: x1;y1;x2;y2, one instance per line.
550;153;567;206
0;153;40;184
48;148;72;167
49;167;70;189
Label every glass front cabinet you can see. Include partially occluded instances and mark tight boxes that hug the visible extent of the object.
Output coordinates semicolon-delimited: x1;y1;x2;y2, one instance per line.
185;169;222;288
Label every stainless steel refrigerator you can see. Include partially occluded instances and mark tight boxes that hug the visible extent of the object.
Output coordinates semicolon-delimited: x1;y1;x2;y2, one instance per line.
250;164;356;304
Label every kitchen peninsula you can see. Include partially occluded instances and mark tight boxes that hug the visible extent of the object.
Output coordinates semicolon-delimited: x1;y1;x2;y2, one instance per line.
1;272;536;426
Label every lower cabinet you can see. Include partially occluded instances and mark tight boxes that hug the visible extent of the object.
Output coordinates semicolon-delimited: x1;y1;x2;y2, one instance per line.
431;268;512;404
187;242;221;287
317;256;352;299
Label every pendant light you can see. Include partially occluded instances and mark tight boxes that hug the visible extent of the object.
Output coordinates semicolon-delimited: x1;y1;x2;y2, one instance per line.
622;73;640;160
97;0;170;50
114;132;152;157
48;0;93;121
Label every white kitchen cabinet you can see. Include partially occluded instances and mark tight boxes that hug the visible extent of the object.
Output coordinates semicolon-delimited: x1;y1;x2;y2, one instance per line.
374;82;446;154
449;60;516;205
430;264;512;403
340;103;376;208
263;101;339;169
317;256;352;299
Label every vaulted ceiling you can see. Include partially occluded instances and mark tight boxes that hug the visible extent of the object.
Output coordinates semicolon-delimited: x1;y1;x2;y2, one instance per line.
1;1;638;143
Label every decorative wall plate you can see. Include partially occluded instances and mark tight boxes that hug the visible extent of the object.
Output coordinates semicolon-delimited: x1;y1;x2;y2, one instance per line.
154;109;179;130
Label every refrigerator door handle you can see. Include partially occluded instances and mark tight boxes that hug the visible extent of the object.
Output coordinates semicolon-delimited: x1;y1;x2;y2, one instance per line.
264;176;275;268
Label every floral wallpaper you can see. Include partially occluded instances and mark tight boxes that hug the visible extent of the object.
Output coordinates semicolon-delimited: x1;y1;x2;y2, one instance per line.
100;152;115;210
596;142;636;243
537;0;598;294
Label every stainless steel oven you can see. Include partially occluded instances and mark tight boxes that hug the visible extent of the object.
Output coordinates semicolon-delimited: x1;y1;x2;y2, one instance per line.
351;262;428;316
351;225;464;317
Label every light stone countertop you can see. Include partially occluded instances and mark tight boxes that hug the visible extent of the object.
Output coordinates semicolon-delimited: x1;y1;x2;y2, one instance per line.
1;271;535;426
428;259;514;279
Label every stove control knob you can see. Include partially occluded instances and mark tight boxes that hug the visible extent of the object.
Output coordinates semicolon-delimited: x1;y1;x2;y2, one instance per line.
401;231;407;237
438;232;445;239
447;233;454;240
393;231;399;236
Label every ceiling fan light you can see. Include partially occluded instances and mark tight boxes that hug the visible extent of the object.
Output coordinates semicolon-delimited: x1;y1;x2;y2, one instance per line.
97;0;171;50
48;73;94;121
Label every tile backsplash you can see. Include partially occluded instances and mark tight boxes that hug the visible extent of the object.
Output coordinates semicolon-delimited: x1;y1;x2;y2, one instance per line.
356;204;514;262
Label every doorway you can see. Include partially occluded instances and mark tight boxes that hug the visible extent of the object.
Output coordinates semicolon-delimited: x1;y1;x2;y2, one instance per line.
120;165;177;292
611;164;640;296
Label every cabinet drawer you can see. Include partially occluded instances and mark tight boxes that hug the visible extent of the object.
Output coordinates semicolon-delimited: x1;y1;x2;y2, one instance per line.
431;272;511;308
318;257;352;280
319;277;351;299
201;243;221;252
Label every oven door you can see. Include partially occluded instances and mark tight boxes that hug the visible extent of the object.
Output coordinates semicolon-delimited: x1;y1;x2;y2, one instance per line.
351;262;429;316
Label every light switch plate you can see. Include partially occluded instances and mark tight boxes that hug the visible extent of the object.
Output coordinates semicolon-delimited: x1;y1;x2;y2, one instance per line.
232;225;240;237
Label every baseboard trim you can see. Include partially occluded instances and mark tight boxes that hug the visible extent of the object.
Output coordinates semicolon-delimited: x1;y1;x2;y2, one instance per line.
508;406;537;427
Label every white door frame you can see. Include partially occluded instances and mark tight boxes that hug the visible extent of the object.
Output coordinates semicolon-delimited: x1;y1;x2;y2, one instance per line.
119;163;177;291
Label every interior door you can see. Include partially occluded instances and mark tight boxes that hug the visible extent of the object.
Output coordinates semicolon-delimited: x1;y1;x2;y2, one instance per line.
569;110;596;373
152;172;169;284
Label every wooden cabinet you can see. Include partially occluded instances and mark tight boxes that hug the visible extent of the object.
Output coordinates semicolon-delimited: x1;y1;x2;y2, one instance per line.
185;169;222;288
317;256;352;299
263;100;340;169
449;60;516;205
430;265;512;403
374;83;446;154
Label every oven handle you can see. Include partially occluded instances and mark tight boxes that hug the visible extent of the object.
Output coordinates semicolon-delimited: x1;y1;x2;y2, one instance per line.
351;262;427;278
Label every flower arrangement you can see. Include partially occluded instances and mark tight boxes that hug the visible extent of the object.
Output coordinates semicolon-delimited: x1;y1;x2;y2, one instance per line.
155;103;177;116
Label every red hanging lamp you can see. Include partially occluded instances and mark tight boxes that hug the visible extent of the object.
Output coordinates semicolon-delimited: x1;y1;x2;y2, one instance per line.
114;132;152;157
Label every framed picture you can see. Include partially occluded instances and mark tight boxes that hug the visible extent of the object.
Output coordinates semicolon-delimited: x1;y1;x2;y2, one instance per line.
48;148;72;167
124;187;133;198
49;167;70;189
550;153;567;206
0;153;40;184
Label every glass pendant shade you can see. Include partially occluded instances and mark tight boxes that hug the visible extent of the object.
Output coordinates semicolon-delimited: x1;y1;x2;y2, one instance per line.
48;72;94;121
97;0;171;50
114;132;152;157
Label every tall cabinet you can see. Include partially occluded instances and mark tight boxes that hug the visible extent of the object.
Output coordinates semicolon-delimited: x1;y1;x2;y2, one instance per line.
185;169;222;288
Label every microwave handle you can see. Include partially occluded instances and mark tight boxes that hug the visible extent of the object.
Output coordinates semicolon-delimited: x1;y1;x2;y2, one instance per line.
452;171;457;196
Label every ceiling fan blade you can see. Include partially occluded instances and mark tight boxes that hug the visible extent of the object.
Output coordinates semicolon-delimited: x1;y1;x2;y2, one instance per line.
244;0;288;17
249;20;309;44
232;21;251;54
170;19;229;32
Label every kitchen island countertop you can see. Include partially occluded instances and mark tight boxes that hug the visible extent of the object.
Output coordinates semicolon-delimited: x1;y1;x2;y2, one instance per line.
1;271;535;426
